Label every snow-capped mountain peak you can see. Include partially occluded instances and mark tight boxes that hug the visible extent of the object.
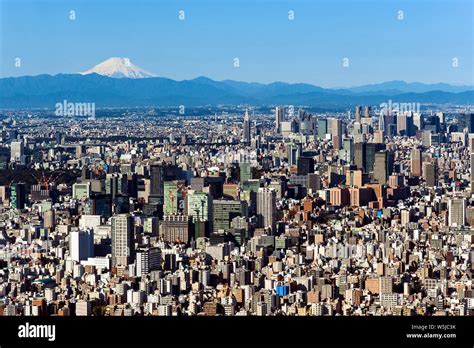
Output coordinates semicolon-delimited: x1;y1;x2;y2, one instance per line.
80;57;156;78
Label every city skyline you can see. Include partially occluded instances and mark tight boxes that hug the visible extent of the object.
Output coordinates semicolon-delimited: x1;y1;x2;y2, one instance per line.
1;0;473;87
0;1;473;344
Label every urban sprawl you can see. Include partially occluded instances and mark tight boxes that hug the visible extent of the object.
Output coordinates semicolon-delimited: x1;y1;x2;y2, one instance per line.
0;104;473;317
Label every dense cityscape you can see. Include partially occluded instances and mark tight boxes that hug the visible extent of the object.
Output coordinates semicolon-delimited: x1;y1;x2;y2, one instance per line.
0;104;473;317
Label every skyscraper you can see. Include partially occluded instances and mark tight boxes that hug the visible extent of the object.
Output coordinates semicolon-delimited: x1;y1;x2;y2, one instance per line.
355;105;362;123
328;118;343;150
70;229;94;262
364;106;371;118
243;109;251;143
185;190;213;236
162;215;193;244
448;198;466;227
461;113;474;133
149;164;164;203
213;199;248;233
10;183;26;210
397;113;407;135
318;118;328;140
275;106;285;133
365;143;384;173
471;153;474;193
354;142;366;171
135;247;161;276
10;141;24;163
257;187;277;232
423;162;437;187
413;113;424;131
286;143;300;166
342;137;354;163
297;156;314;176
111;214;134;267
373;151;393;185
346;170;363;188
163;180;186;215
411;148;422;177
240;162;252;183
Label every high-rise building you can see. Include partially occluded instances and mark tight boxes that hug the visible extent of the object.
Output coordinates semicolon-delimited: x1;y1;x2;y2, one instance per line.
240;162;252;183
306;173;321;192
69;229;94;262
378;112;386;132
411;148;422;177
413;113;424;131
213;199;248;233
401;209;413;226
327;118;343;150
43;210;55;229
373;130;384;144
10;141;24;163
379;276;394;294
346;170;363;188
461;113;474;133
242;109;251;143
364;106;371;118
286;143;300;166
471;153;474;192
389;174;404;188
75;300;91;316
10;183;26;210
149;164;164;202
406;114;415;136
342;137;354;163
373;151;393;185
105;173;128;197
422;162;437;187
354;142;366;171
329;188;350;206
135;247;161;276
162;215;193;243
111;214;134;267
256;188;277;232
163;180;186;215
421;130;432;147
397;113;407;135
297;156;314;176
0;186;8;203
275;106;285;133
185;190;213;236
355;105;362;123
317;119;327;140
448;198;466;227
365;143;385;173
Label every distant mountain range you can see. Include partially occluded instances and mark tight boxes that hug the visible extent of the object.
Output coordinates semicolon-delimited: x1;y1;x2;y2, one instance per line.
0;58;472;109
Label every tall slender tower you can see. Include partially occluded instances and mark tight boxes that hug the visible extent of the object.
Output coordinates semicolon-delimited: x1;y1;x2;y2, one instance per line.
275;106;285;133
257;187;277;232
355;105;362;123
111;214;134;267
410;148;422;177
243;109;251;143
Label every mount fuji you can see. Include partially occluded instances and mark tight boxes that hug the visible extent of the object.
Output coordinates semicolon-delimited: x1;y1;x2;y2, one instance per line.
80;57;156;78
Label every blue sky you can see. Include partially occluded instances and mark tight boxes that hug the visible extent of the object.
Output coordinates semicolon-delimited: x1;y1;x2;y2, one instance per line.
0;0;472;87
